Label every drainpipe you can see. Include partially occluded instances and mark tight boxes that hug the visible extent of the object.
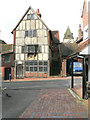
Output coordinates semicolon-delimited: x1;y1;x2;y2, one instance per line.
88;56;90;82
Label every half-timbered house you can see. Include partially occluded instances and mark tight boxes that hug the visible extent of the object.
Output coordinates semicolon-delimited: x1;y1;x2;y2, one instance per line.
12;6;61;78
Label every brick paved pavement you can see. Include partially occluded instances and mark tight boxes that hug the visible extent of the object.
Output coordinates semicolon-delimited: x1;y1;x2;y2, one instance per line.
20;89;88;119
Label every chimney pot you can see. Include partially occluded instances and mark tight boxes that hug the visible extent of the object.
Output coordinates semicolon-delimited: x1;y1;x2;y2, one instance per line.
36;9;41;18
36;9;39;13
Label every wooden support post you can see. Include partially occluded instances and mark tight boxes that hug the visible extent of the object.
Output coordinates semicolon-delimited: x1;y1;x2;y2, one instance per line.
71;59;74;88
82;57;87;99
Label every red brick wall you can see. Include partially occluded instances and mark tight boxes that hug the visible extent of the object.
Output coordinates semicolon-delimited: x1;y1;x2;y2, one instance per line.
82;0;88;29
1;67;5;80
61;59;67;76
13;30;15;46
11;67;14;79
25;73;48;78
1;67;14;80
2;53;14;67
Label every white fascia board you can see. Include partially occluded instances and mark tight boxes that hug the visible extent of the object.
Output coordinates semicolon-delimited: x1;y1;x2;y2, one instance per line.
80;44;90;55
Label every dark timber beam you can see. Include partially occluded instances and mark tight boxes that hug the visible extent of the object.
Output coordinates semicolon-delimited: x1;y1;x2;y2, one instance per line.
82;57;87;99
71;58;74;88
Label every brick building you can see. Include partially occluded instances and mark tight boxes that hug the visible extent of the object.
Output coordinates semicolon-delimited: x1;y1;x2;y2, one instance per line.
12;6;61;78
69;0;90;98
0;42;14;80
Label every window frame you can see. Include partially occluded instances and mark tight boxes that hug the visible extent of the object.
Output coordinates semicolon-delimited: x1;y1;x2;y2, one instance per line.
27;14;34;20
4;54;10;63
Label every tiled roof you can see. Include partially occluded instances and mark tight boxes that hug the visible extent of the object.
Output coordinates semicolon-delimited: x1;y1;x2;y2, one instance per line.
60;42;78;57
0;40;6;44
0;44;13;54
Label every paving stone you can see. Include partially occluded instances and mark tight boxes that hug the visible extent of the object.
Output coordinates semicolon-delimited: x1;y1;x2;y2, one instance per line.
20;89;88;119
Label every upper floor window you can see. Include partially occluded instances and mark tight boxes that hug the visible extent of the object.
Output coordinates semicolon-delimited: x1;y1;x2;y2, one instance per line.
25;30;37;37
22;45;39;54
27;14;34;20
25;31;28;37
4;55;10;63
33;30;37;37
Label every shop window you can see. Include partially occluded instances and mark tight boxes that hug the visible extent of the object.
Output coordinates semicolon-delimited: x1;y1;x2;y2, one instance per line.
44;67;47;72
34;67;37;71
30;61;33;65
39;67;43;71
34;61;37;65
30;67;33;71
25;61;29;65
26;67;29;71
39;61;43;65
44;61;48;65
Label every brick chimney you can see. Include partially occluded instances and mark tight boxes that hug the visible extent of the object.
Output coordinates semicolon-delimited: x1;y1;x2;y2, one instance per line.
36;9;41;18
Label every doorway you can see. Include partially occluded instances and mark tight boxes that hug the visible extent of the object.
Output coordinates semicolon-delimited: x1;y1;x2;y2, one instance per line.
5;68;11;80
16;64;24;79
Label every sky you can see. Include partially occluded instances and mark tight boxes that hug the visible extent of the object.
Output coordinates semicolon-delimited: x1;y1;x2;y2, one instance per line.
0;0;84;44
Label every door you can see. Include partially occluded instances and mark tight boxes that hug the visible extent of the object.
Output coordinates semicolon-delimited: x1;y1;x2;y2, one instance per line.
16;64;24;79
5;68;11;80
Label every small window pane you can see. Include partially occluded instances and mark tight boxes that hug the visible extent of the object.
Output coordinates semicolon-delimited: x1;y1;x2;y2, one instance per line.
34;61;37;65
27;14;34;19
30;67;33;71
34;67;37;71
29;30;32;37
38;46;42;53
22;46;24;53
39;61;43;65
25;31;28;37
4;55;10;63
44;67;47;72
30;61;33;65
44;61;48;65
25;61;29;65
28;46;35;53
33;30;37;37
26;67;29;71
25;46;28;52
39;67;43;71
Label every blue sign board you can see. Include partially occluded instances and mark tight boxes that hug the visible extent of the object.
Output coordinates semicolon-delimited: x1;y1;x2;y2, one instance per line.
69;62;83;74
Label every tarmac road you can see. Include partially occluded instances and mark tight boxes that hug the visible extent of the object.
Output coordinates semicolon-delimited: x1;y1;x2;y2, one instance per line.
2;77;82;118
